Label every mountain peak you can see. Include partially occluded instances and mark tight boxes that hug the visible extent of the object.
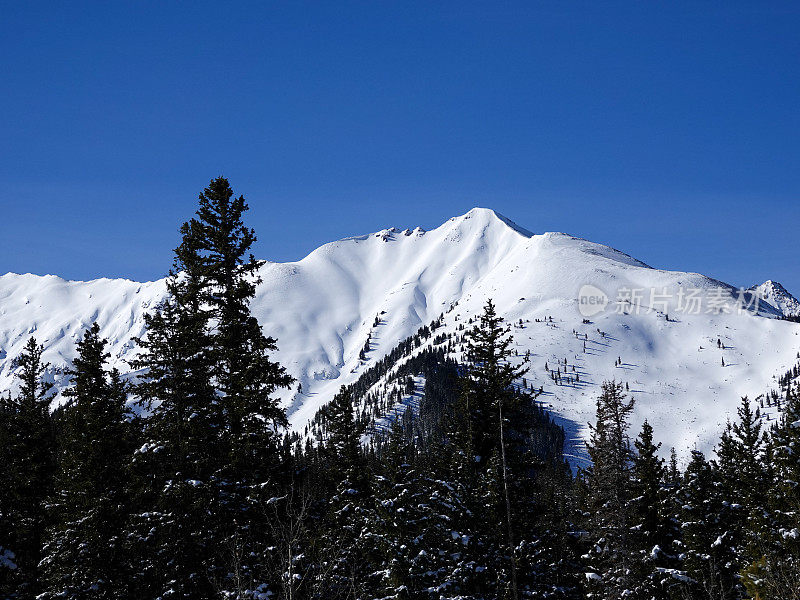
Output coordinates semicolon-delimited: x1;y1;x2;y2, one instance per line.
748;280;800;317
449;207;534;238
1;209;799;461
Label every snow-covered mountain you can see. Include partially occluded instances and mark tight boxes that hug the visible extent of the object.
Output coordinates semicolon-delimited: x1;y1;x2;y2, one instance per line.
1;208;799;462
748;280;800;318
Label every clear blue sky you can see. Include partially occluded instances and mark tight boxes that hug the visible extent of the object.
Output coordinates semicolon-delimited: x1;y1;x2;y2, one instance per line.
1;1;798;292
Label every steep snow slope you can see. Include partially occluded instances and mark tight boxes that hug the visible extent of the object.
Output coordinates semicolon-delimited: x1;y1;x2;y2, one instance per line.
1;208;798;462
748;280;800;317
0;274;166;390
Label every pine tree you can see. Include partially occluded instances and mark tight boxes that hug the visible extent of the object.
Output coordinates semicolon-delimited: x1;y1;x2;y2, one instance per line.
677;450;742;600
319;386;377;598
743;383;800;598
372;425;462;599
715;396;770;588
458;299;532;599
128;177;293;597
186;178;294;594
729;397;768;512
127;211;221;599
667;447;679;484
191;177;292;465
433;397;484;598
583;380;635;599
627;420;682;599
0;338;56;600
451;299;573;599
39;324;135;599
520;460;585;600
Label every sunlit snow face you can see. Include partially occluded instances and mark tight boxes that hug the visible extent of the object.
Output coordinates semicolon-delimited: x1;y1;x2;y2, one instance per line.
1;208;798;464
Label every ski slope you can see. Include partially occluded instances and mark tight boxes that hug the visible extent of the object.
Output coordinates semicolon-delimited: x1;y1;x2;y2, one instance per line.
1;208;798;462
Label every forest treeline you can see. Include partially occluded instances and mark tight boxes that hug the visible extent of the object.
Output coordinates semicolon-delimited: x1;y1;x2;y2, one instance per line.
1;178;798;600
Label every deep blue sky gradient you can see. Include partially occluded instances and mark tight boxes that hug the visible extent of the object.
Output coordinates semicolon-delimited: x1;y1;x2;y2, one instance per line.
1;2;798;292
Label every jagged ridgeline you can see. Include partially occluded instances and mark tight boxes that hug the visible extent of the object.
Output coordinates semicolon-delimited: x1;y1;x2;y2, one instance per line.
304;311;566;463
2;205;799;458
4;179;800;599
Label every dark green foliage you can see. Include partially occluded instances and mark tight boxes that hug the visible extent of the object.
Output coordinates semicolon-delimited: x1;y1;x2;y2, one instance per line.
583;380;635;599
126;189;223;599
319;387;380;598
627;420;682;599
675;450;742;600
447;300;581;600
4;179;800;600
373;426;474;600
127;177;293;598
187;178;294;595
0;338;56;600
743;383;800;598
190;178;293;470
39;324;135;599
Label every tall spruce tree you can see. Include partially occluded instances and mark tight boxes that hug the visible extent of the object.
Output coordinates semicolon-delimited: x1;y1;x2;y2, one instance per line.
729;397;768;512
627;420;682;599
743;383;800;598
583;380;635;599
39;324;135;599
460;300;527;598
128;215;221;598
677;449;742;600
188;179;293;595
714;396;769;590
0;338;56;600
319;386;377;599
191;177;292;468
457;299;563;599
129;177;292;597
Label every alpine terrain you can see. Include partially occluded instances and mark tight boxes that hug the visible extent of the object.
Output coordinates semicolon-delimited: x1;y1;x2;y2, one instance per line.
1;208;798;462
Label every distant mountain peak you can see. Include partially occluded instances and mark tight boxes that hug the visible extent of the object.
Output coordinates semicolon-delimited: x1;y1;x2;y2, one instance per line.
1;208;799;461
748;280;800;317
450;207;534;238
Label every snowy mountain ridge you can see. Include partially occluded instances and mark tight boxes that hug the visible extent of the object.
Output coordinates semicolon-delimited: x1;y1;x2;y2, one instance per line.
748;279;800;318
1;207;799;461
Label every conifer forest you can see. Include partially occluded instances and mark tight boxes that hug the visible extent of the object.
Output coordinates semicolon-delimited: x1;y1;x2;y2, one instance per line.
1;179;799;600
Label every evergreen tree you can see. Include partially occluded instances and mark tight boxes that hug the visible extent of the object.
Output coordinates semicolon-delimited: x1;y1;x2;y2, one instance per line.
677;450;742;600
0;338;56;600
452;299;575;599
627;420;682;599
191;176;292;466
127;212;221;599
432;400;485;598
522;463;585;600
715;396;769;588
319;386;378;599
583;380;635;599
743;384;800;598
39;324;135;599
129;177;293;597
729;397;768;513
186;178;294;594
464;300;536;598
372;425;463;599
